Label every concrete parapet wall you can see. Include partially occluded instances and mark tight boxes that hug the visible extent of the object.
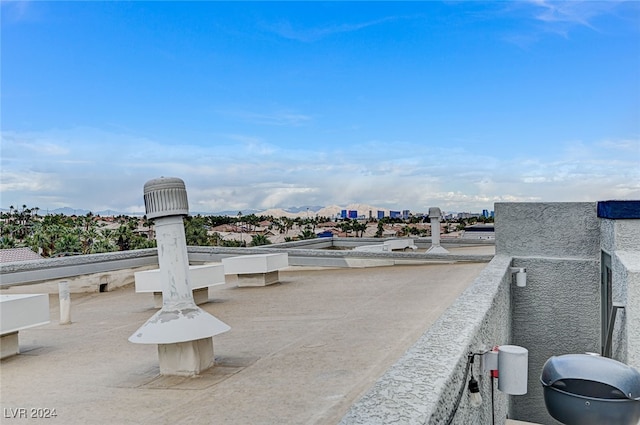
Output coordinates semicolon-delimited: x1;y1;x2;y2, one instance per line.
267;238;334;249
495;202;602;424
188;246;493;267
1;245;493;291
495;202;599;258
1;265;159;294
0;249;158;289
340;255;512;425
270;237;494;250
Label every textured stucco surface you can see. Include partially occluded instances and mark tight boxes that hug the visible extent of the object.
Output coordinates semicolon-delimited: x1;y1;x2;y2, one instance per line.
617;252;640;370
612;220;640;251
510;257;600;424
601;218;640;367
495;203;602;425
600;218;615;252
495;203;599;258
611;251;629;363
340;255;512;425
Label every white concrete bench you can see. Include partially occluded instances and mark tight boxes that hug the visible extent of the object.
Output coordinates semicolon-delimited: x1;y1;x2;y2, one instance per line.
354;239;418;252
354;244;387;252
1;294;50;359
222;253;289;287
134;264;225;307
384;239;418;251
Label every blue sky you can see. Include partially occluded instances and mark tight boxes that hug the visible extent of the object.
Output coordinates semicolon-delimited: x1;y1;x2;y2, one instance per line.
2;1;639;214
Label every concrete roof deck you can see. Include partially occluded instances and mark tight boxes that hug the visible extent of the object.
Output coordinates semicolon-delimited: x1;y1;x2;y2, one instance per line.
1;263;486;425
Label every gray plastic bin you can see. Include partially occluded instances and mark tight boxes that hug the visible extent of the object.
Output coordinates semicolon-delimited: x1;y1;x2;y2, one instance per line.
541;354;640;425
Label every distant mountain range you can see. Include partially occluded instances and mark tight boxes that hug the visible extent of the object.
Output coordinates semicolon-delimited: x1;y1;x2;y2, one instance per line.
0;204;395;218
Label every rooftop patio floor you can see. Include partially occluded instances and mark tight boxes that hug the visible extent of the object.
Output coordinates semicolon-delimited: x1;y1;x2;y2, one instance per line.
1;262;486;425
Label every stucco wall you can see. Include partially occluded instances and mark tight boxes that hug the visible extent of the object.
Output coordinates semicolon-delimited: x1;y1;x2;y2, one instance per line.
495;202;599;258
510;257;600;424
495;202;601;425
616;252;640;370
600;218;640;368
610;254;628;364
340;255;512;425
611;220;640;251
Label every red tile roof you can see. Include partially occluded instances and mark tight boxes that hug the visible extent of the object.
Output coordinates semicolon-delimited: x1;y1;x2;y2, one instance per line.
0;247;44;263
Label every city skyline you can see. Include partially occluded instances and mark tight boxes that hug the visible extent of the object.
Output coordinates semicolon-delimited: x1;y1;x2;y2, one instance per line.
2;1;639;214
0;203;493;219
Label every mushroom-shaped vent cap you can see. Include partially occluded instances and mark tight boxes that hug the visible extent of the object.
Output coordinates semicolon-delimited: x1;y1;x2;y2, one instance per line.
541;354;640;400
428;207;441;218
143;177;189;219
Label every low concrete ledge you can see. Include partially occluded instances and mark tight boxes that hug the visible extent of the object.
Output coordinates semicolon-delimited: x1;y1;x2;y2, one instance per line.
222;253;289;287
0;249;158;288
188;246;493;267
134;264;225;307
1;294;50;359
268;237;494;251
1;245;493;291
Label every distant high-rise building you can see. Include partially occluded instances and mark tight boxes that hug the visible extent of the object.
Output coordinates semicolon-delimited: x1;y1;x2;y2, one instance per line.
402;210;410;219
348;210;358;219
377;210;385;219
482;209;489;218
390;211;401;219
341;210;347;219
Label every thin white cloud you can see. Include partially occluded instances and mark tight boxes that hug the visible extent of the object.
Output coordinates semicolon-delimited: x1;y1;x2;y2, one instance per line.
265;16;399;43
500;0;639;47
1;132;70;157
1;0;33;23
598;138;640;152
224;134;277;156
0;170;58;192
528;0;625;28
221;109;313;127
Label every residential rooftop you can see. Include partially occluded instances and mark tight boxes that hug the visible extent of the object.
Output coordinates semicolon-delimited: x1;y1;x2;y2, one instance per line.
1;200;639;425
1;261;486;424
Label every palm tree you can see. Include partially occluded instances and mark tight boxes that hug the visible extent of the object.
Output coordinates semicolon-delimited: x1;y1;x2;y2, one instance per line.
142;215;154;239
115;223;133;251
91;238;116;253
375;221;384;238
298;226;317;240
283;217;294;234
250;234;271;246
337;220;353;236
184;215;210;246
244;214;260;233
221;238;245;247
210;232;223;246
54;231;81;256
0;233;16;248
352;221;368;237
